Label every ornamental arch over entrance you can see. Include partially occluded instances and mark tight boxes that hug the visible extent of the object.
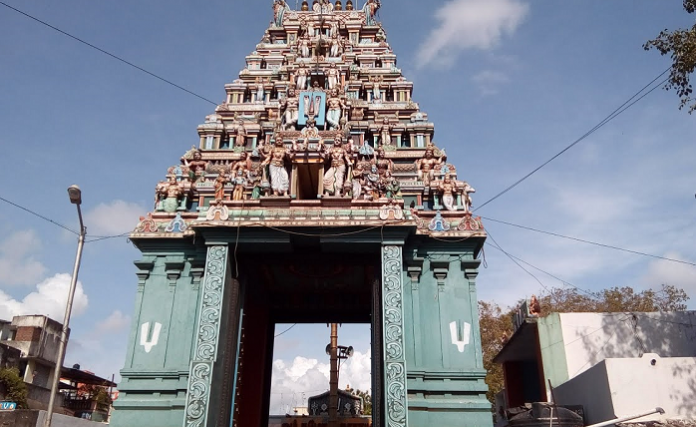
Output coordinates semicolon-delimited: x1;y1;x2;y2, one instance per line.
112;3;492;427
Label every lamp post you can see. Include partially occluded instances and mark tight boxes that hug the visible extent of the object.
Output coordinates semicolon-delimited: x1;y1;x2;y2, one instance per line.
44;185;86;427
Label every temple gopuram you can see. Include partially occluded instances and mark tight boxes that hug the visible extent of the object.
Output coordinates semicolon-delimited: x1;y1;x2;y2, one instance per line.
112;1;492;426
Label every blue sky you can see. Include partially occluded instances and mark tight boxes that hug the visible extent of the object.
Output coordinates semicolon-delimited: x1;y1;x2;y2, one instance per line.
1;0;695;412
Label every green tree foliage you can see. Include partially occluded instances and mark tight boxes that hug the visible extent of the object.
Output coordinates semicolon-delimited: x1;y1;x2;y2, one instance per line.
479;301;514;405
344;386;372;415
644;0;696;113
479;284;690;405
0;367;29;409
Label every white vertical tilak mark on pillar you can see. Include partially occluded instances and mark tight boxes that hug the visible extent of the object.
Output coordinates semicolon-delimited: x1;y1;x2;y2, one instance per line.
140;322;162;353
449;321;471;353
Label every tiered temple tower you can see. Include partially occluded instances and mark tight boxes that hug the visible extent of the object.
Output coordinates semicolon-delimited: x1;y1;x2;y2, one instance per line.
112;2;493;426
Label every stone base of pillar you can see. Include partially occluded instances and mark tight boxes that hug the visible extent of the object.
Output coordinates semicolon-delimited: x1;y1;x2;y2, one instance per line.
407;369;493;427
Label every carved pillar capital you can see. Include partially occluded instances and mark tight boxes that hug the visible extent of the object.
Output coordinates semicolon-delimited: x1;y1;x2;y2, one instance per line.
134;259;155;289
164;260;185;287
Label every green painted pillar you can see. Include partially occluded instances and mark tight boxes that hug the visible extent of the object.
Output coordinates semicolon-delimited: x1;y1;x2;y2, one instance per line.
403;241;492;427
112;246;207;427
184;244;240;427
381;245;408;427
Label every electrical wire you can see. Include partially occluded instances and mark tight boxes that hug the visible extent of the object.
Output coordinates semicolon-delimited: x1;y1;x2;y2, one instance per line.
274;323;297;338
0;1;218;106
475;69;671;212
481;216;696;267
485;231;552;295
0;195;79;235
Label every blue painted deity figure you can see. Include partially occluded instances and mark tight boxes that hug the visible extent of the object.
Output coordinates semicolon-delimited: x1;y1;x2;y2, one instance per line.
362;0;380;26
272;0;289;27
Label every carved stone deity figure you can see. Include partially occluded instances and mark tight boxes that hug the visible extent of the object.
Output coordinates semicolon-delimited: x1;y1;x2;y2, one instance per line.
261;138;293;196
232;169;247;201
159;175;184;213
386;174;401;200
461;181;476;213
329;35;342;58
182;148;208;182
378;118;392;146
298;35;311;58
363;0;381;26
351;160;366;200
235;122;247;147
231;152;252;176
326;89;345;130
295;63;309;89
314;0;334;14
375;25;387;42
300;118;320;148
438;174;459;211
375;146;394;176
416;143;444;185
280;88;300;130
322;135;353;196
272;0;289;27
214;171;228;201
306;20;315;38
327;62;340;90
370;75;383;102
255;77;265;103
365;162;381;199
330;21;339;38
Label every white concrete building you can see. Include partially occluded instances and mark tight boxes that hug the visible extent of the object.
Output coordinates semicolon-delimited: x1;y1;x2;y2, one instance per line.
554;353;696;424
494;311;696;423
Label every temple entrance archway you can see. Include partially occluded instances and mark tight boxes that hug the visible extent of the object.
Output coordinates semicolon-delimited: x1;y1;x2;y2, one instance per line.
112;3;493;427
232;249;384;427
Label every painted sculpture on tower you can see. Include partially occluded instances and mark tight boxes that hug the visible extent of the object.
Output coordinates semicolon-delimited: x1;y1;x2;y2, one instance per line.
181;147;208;183
326;89;345;130
140;1;484;238
280;88;300;130
363;0;381;26
322;135;353;197
327;62;340;90
272;0;289;27
262;138;293;196
214;171;228;201
295;62;309;89
416;142;444;185
438;174;459;211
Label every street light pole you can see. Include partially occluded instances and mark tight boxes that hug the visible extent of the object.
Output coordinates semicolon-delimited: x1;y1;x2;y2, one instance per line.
44;185;86;427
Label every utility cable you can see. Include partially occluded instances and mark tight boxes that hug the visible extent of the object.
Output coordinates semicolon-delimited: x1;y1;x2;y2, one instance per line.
482;216;696;267
0;195;79;235
485;230;551;295
0;1;218;106
485;240;599;299
475;68;671;212
274;323;297;338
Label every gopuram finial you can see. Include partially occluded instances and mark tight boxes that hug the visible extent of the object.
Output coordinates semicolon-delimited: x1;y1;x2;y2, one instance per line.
345;0;353;10
301;0;309;11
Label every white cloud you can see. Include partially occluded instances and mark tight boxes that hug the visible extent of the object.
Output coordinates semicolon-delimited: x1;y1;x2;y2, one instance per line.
0;230;46;287
84;200;146;236
269;349;372;415
472;70;511;95
0;273;89;321
416;0;529;67
94;310;131;335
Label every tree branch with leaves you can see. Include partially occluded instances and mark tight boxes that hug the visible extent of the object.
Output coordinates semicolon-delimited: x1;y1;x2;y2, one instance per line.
644;0;696;113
